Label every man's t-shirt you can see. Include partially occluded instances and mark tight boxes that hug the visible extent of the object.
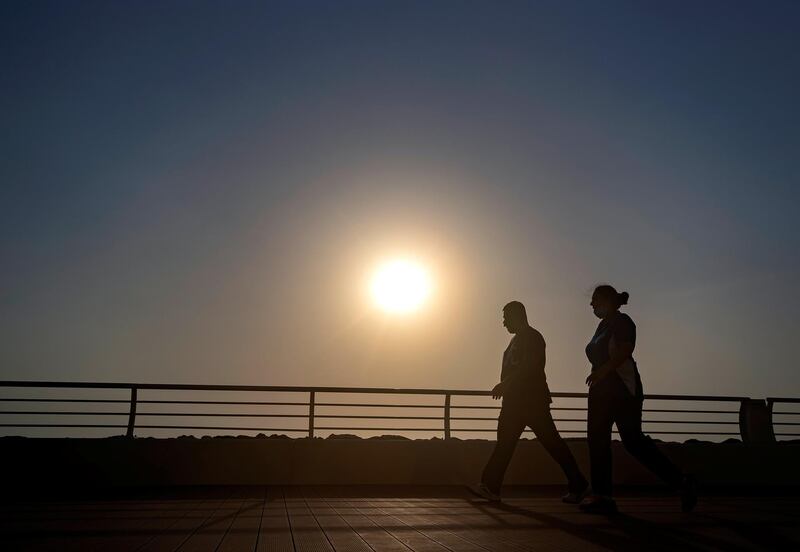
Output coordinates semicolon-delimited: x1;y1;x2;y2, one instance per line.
585;312;639;396
501;325;552;407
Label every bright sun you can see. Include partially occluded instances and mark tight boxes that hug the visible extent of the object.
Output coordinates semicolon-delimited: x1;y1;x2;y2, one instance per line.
371;259;432;314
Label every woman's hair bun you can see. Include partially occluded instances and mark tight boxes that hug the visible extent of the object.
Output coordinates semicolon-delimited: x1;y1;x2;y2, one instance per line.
617;291;630;306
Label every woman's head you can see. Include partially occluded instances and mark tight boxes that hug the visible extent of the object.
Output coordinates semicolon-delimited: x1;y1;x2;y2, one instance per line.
591;284;629;319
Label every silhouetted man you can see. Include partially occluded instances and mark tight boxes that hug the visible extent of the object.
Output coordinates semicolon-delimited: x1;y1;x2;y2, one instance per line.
470;301;589;502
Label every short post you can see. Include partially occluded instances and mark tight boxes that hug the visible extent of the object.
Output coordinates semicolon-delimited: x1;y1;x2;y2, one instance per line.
308;391;315;438
126;387;138;438
444;394;451;440
738;398;775;445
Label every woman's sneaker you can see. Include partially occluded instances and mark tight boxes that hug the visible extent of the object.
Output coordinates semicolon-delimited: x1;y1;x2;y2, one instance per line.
680;475;698;513
562;484;591;504
467;483;501;502
579;495;618;514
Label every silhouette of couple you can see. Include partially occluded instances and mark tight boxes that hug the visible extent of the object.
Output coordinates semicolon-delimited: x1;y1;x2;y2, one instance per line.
470;285;697;514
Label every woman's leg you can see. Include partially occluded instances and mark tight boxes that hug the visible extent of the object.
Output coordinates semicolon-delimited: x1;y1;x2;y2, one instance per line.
587;388;616;497
616;396;682;488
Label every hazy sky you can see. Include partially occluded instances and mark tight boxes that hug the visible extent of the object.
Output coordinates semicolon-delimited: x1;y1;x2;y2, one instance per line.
2;1;799;399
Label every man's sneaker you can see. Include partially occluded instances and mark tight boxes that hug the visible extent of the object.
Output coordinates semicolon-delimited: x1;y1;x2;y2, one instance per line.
467;483;501;502
579;495;618;514
562;484;591;504
680;474;698;513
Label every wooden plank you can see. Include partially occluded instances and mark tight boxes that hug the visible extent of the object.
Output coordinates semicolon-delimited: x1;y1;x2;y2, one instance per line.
406;497;534;552
453;496;624;552
218;487;265;552
370;494;591;552
177;489;248;552
87;494;207;552
367;498;488;552
304;490;373;552
138;489;234;552
1;498;111;552
442;499;591;552
89;488;224;552
256;487;295;552
349;498;450;552
284;486;334;552
1;490;219;552
4;488;800;552
319;496;411;552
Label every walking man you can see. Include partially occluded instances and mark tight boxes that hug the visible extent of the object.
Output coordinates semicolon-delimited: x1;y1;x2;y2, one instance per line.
471;301;589;502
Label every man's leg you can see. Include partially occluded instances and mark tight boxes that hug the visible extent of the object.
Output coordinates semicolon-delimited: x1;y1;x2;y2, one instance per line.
616;397;682;488
528;406;588;493
481;407;526;495
587;388;616;497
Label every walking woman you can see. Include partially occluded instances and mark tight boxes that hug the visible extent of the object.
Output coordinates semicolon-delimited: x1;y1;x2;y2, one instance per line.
579;284;697;513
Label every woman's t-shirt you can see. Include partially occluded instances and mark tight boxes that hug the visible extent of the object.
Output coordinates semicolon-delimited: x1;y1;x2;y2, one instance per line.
586;312;639;396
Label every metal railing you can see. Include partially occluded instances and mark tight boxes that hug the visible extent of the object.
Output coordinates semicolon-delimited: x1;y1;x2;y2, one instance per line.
0;380;788;443
768;397;800;440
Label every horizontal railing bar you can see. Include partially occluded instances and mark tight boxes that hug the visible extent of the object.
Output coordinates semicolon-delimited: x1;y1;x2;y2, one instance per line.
138;425;307;431
0;424;307;431
451;419;741;425
0;398;131;404
0;398;308;407
6;412;433;420
772;422;800;426
0;411;313;418
0;410;742;424
0;412;444;420
0;381;747;401
643;409;739;414
140;400;310;406
639;420;740;425
0;381;505;394
450;407;737;413
643;394;745;402
772;412;800;415
315;427;739;435
315;426;470;431
0;423;741;435
455;408;739;414
768;398;800;403
0;411;128;416
316;402;443;409
0;400;742;415
449;405;581;410
317;414;440;420
0;423;127;428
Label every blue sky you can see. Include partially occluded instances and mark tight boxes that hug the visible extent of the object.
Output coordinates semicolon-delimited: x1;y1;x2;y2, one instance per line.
1;1;798;398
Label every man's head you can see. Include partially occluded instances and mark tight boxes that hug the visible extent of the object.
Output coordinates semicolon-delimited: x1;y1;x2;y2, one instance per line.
502;301;528;334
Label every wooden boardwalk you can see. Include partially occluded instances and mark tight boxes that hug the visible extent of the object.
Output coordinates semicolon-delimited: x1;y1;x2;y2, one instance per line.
2;486;799;551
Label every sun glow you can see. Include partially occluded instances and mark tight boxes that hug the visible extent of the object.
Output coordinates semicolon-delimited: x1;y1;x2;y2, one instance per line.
370;259;432;313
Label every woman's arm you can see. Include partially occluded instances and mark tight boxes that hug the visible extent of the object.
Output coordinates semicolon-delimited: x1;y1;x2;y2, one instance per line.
585;341;634;387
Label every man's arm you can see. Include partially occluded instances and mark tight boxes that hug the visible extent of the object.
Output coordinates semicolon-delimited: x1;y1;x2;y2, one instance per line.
492;331;545;398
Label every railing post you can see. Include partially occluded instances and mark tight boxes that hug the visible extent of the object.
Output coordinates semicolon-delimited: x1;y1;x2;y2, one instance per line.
444;394;451;440
738;398;775;445
126;387;137;438
308;391;315;438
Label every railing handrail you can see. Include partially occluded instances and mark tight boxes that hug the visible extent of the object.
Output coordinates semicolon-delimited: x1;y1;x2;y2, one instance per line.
0;380;747;402
768;397;800;404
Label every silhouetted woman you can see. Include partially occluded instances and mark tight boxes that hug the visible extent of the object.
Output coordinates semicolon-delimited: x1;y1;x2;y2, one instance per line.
579;284;696;513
